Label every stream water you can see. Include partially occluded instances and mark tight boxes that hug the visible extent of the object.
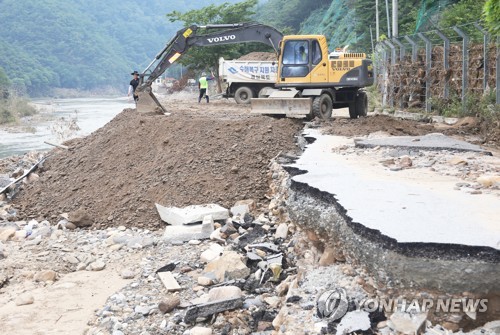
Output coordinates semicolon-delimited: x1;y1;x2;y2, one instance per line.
0;96;132;158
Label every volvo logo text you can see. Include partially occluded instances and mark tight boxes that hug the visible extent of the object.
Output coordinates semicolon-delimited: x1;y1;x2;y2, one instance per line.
207;35;236;43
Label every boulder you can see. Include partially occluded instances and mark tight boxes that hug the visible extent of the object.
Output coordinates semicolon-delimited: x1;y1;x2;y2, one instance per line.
15;293;34;306
158;295;180;314
388;312;427;334
274;223;288;239
204;251;250;282
208;286;242;302
477;175;500;188
89;260;106;271
318;247;337;266
0;227;16;242
200;243;224;263
34;270;57;282
68;208;93;227
230;204;250;218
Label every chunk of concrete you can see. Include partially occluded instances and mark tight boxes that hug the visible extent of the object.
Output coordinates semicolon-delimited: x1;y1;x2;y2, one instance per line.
157;271;182;292
207;286;242;302
336;310;371;335
274;223;288;239
163;218;214;243
155;203;229;225
204;251;250;282
230;204;250;218
200;244;224;263
388;312;427;334
234;199;256;211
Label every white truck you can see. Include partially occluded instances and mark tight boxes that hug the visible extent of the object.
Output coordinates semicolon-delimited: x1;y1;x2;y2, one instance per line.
219;57;278;104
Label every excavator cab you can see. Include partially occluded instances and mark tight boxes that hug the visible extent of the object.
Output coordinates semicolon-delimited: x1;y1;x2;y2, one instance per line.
278;36;330;85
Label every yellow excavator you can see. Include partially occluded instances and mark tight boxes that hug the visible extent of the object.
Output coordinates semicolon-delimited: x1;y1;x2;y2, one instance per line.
136;23;373;119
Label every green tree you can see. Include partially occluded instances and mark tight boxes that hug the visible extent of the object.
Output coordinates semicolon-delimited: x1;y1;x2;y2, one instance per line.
483;0;500;35
440;0;486;28
166;0;263;88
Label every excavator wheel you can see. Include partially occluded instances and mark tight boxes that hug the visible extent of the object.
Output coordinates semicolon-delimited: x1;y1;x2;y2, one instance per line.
349;91;368;119
312;93;333;120
234;86;254;104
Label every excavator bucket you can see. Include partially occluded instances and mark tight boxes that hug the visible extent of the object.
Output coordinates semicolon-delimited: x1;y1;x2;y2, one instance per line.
136;88;168;114
251;98;312;118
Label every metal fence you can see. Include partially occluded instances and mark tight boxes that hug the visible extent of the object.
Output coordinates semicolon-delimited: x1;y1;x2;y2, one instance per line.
375;23;499;112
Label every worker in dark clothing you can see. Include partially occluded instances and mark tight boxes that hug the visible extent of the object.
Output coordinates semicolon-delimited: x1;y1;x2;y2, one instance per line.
128;71;140;103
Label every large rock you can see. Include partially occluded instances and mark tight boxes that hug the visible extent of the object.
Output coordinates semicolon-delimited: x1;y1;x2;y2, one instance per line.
158;295;180;314
34;270;57;282
204;251;250;282
388;312;427;334
89;260;106;271
0;227;16;242
318;247;337;266
68;208;93;227
208;286;242;302
477;175;500;188
230;204;250;218
155;203;229;225
15;293;34;306
274;223;288;239
190;327;213;335
200;244;224;263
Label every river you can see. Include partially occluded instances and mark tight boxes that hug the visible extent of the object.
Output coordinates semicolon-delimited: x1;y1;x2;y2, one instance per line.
0;96;132;158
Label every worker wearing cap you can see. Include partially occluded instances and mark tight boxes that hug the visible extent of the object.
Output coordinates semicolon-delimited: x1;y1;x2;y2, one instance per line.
128;71;140;103
198;71;214;103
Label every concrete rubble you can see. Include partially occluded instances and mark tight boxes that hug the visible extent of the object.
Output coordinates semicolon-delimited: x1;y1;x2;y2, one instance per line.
155;203;229;225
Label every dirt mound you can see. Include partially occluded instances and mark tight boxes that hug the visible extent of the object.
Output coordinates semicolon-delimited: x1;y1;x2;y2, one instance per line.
15;108;302;229
238;52;277;61
321;115;437;137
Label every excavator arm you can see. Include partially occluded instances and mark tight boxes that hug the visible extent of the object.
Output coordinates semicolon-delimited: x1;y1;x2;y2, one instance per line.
136;22;283;113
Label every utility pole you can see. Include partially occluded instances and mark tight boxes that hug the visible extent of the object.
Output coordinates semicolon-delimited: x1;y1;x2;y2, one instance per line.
385;0;391;38
392;0;398;38
376;0;380;41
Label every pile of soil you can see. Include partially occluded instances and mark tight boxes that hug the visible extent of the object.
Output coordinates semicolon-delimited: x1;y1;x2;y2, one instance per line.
15;108;302;229
238;52;277;61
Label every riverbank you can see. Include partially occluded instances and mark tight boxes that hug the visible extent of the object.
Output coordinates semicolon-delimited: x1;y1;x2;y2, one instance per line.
0;96;132;158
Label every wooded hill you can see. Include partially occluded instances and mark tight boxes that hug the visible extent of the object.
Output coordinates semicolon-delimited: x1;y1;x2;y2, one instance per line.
0;0;238;96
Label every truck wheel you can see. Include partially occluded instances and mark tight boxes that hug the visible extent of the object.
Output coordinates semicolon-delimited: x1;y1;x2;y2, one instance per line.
312;94;333;120
349;91;368;119
234;87;254;104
